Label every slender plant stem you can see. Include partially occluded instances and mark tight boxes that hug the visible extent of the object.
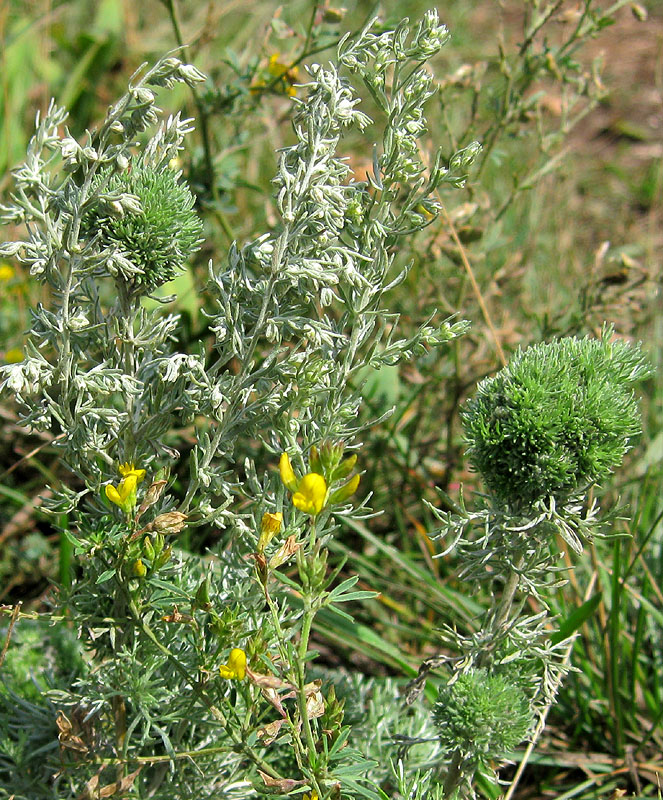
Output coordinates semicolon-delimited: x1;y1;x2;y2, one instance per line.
164;0;215;192
0;602;20;668
442;752;467;798
443;556;526;798
439;202;506;367
487;558;524;639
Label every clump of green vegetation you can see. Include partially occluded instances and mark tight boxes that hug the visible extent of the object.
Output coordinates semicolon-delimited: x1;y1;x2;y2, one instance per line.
423;327;650;798
83;162;202;293
434;668;533;762
461;328;650;509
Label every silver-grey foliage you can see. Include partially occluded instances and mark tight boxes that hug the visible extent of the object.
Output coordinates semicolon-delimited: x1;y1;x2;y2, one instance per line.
0;14;479;800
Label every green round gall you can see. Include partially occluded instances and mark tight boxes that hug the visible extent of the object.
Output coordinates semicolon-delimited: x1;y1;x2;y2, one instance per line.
433;668;533;762
461;330;649;510
83;163;203;294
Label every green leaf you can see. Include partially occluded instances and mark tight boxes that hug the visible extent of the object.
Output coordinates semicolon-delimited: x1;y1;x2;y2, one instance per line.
61;527;88;553
331;574;359;592
327;604;355;622
330;589;379;603
551;593;602;645
96;568;116;584
328;725;352;758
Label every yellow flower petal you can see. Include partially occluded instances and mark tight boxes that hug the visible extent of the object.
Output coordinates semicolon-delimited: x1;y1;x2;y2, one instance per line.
0;264;15;282
258;511;283;551
105;474;139;511
105;484;123;505
219;648;247;680
118;474;138;501
279;453;298;492
227;648;247;679
119;462;146;482
292;473;327;516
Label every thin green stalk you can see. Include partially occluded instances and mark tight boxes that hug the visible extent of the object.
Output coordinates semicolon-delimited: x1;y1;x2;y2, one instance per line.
443;556;526;798
503;569;598;800
608;537;625;753
442;752;467;798
164;0;215;193
58;513;72;589
296;600;317;758
118;285;139;461
295;596;326;799
263;527;326;799
485;559;524;642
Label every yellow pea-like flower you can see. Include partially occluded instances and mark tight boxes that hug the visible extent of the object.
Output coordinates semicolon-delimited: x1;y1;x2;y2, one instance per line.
119;462;146;482
267;53;299;96
292;473;327;516
279;453;298;492
258;511;283;551
278;449;359;517
105;473;139;511
105;463;146;513
219;648;247;680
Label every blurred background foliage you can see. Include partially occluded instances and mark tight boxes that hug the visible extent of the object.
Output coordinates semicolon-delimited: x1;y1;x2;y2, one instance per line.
1;0;662;797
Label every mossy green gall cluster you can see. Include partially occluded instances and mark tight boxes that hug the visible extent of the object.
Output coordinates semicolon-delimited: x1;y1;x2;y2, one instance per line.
84;163;202;293
433;668;533;761
461;329;650;510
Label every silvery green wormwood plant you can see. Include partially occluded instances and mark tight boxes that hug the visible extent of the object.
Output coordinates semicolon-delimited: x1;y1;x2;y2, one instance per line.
417;330;650;798
0;10;649;800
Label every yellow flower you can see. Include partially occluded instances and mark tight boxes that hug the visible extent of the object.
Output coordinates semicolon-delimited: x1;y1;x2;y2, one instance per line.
105;463;146;512
279;453;298;492
219;648;247;680
278;451;360;516
119;462;147;481
4;348;23;364
105;473;139;511
250;53;299;97
279;453;328;516
258;511;283;551
292;473;327;516
303;793;318;800
267;53;299;96
0;263;14;282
